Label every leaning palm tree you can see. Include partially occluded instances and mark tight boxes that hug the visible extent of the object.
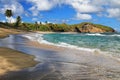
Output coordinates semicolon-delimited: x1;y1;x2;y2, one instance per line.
5;9;13;23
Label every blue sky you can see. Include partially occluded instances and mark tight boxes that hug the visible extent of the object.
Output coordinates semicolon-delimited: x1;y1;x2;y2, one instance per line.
0;0;120;31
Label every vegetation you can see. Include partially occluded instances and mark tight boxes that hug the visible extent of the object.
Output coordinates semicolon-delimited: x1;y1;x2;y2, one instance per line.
0;21;115;32
0;9;115;33
1;9;115;33
15;16;22;28
70;22;115;32
94;24;114;32
5;9;13;23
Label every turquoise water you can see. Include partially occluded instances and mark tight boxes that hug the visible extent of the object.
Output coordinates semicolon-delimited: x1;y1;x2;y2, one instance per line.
1;34;120;80
43;33;120;56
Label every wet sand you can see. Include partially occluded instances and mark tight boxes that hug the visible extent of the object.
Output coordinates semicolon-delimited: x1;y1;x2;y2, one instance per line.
27;41;120;80
0;28;38;75
27;41;65;52
0;34;120;80
0;47;38;76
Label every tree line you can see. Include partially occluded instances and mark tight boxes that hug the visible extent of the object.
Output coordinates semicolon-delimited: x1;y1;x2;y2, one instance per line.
4;9;71;31
2;9;114;32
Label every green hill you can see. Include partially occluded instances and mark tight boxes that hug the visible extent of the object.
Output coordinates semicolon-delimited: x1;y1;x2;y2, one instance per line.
0;22;115;33
71;22;115;33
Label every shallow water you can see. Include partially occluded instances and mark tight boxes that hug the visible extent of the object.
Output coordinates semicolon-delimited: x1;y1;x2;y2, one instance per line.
0;34;120;80
22;33;120;58
43;33;120;57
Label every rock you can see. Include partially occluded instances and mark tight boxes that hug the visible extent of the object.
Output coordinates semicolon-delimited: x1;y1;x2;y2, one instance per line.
74;22;115;33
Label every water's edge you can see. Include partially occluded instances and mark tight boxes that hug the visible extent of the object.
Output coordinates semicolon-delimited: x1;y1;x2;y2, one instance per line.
0;34;120;80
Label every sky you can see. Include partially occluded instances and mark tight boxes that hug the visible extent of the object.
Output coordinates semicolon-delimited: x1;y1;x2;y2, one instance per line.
0;0;120;31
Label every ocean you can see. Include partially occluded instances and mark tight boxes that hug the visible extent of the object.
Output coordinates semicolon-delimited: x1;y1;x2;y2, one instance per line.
0;33;120;80
23;33;120;58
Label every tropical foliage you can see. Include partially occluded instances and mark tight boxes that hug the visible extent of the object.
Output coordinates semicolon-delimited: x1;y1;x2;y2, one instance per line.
0;21;115;33
5;9;13;23
1;9;115;32
15;16;21;28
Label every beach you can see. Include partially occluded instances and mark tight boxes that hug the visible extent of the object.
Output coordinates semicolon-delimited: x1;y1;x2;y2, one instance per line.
1;0;120;79
0;28;25;38
0;28;38;76
0;32;120;80
0;47;38;75
27;36;120;80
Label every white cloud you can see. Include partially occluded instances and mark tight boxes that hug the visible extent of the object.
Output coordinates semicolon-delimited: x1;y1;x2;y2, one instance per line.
1;0;120;21
76;13;92;20
32;18;38;21
29;0;56;11
110;0;120;7
107;8;120;20
26;0;103;19
6;17;16;23
11;17;16;23
27;0;59;16
66;0;120;20
0;0;24;16
67;0;103;13
66;0;103;20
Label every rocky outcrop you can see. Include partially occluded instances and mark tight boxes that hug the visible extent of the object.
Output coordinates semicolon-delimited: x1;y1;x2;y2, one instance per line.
74;23;115;33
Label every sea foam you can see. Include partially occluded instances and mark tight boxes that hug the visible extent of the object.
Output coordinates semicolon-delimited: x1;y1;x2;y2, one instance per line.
21;33;120;61
21;33;102;53
85;33;120;37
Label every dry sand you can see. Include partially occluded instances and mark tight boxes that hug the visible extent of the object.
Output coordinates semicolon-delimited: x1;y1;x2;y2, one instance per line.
0;56;19;75
0;28;26;38
0;28;37;75
0;47;38;75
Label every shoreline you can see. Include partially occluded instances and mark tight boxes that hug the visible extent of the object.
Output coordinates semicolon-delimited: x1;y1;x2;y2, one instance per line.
0;28;120;79
35;31;81;34
0;47;38;75
21;32;120;63
0;28;38;75
27;40;66;52
25;38;120;80
28;38;120;62
25;32;120;62
24;32;120;62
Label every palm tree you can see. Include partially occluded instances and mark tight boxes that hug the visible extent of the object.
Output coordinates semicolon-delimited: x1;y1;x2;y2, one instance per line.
15;16;21;28
45;21;48;24
16;16;21;23
5;9;13;23
35;21;39;30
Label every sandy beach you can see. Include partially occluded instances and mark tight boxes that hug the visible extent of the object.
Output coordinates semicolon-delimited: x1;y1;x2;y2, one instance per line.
0;28;38;75
1;0;120;79
0;29;120;80
20;33;120;80
0;28;26;38
23;33;120;80
0;56;17;75
27;41;65;52
0;47;38;75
